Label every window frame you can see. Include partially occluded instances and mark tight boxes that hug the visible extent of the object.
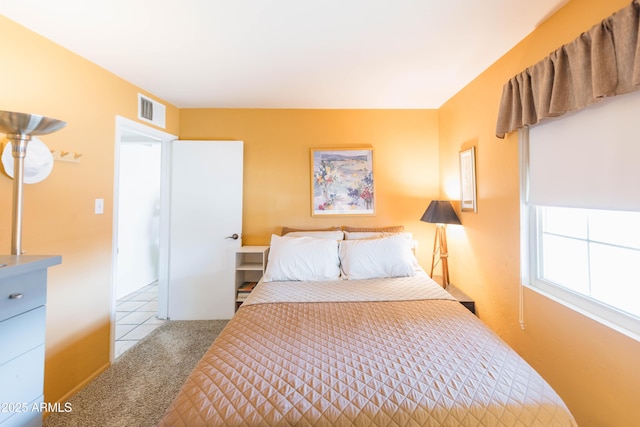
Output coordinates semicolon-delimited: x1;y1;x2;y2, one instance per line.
519;128;640;342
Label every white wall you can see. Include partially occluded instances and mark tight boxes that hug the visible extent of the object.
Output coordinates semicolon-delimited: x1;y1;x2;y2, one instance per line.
116;143;162;299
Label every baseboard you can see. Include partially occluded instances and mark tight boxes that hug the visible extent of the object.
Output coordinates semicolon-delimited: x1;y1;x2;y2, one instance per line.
43;362;111;419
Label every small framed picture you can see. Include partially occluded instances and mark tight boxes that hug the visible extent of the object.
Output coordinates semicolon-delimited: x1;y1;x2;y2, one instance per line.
459;147;477;212
310;147;375;216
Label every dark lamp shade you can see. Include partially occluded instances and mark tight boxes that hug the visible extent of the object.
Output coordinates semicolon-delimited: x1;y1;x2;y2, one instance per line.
420;200;461;225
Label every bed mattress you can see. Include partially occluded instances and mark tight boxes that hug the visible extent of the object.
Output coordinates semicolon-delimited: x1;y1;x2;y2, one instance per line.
158;276;577;426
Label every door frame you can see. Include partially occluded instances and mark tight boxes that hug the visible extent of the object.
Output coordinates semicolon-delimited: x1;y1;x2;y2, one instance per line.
111;116;177;362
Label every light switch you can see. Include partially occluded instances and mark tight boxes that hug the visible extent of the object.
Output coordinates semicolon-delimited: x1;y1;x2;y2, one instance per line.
95;198;104;214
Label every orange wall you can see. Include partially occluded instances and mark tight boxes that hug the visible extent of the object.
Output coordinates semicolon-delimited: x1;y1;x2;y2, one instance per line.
438;0;640;425
0;17;179;405
179;109;441;268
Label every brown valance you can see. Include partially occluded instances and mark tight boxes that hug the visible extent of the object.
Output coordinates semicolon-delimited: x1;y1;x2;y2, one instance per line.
496;0;640;138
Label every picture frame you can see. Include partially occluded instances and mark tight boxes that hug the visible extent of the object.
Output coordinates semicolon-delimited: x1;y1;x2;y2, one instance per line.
459;146;477;212
310;147;375;216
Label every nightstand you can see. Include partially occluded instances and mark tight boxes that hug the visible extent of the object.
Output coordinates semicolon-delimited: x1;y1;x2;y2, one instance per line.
235;246;269;311
445;284;476;315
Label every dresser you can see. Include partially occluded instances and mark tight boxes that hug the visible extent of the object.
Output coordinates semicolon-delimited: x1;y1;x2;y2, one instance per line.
0;255;61;427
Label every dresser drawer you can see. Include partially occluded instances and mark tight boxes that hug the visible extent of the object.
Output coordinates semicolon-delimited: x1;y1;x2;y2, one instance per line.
0;306;46;366
0;345;45;424
0;270;46;322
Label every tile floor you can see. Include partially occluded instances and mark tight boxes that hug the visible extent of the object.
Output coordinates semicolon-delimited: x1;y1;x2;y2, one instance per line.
115;282;165;359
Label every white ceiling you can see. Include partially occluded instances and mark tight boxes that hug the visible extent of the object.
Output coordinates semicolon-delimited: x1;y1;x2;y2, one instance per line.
1;0;567;109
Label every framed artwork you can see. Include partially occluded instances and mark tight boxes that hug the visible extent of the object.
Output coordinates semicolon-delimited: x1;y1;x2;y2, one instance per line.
310;148;375;216
459;146;477;212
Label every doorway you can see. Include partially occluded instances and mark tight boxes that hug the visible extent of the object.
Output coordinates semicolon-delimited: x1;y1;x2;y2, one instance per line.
111;116;176;361
116;140;161;299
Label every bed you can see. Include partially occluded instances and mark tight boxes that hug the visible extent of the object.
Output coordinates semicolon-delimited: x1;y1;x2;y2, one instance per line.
158;231;577;426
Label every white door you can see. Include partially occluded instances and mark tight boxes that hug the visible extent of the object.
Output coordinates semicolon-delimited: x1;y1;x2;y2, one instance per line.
168;140;243;320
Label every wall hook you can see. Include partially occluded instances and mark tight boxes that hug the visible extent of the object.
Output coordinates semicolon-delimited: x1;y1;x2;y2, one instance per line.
51;149;82;163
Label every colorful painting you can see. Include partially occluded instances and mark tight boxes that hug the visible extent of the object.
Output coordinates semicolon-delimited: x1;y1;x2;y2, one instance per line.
310;148;375;216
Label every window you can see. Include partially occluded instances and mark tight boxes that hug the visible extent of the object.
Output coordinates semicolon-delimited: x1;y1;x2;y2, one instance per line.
529;207;640;332
520;91;640;341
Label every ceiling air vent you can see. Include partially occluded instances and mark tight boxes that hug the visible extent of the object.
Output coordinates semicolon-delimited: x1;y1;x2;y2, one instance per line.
137;93;166;129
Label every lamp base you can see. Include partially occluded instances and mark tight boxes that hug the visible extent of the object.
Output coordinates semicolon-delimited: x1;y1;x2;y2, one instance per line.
430;224;450;288
9;136;29;255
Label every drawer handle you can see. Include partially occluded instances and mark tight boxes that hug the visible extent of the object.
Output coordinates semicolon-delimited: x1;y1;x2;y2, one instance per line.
8;293;24;300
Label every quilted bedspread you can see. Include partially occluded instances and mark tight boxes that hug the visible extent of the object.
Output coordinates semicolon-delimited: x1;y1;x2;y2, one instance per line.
158;277;577;426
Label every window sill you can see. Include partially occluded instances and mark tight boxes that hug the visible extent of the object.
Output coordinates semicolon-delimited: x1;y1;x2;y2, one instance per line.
523;281;640;342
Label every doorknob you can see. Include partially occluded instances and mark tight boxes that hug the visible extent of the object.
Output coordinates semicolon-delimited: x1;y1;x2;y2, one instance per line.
225;233;239;240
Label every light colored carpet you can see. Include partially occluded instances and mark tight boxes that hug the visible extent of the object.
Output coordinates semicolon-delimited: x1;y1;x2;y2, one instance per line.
44;320;228;427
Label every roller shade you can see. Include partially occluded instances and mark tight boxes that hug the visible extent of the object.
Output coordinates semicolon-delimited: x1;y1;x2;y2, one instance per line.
527;90;640;211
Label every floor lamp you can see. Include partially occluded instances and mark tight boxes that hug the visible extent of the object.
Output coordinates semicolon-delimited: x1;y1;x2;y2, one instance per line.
0;110;66;255
420;200;461;288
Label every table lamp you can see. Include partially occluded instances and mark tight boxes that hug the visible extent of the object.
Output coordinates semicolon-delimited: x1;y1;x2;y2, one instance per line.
420;200;461;288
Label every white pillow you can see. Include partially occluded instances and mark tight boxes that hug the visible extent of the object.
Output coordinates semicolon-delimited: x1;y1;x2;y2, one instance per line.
339;234;416;280
284;230;344;240
263;235;341;282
